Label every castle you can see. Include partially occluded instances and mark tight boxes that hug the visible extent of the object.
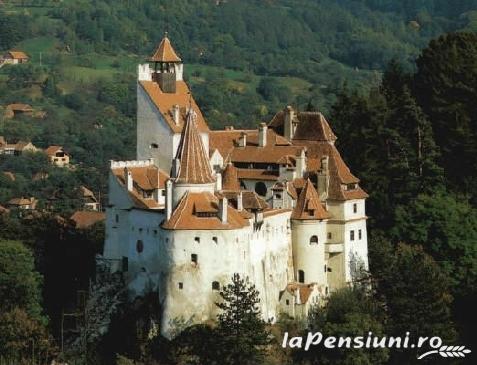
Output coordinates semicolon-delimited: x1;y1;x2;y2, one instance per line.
102;35;369;337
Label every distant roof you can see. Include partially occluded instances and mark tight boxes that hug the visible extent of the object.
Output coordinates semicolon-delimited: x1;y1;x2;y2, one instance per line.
269;108;337;142
175;112;215;185
44;145;64;156
139;80;209;133
3;171;15;181
70;211;105;229
282;282;321;304
162;191;249;230
292;179;330;220
7;197;36;206
149;35;182;63
6;103;33;112
6;51;28;60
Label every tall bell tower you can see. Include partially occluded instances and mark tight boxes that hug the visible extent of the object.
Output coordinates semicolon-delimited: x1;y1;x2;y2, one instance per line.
148;32;183;93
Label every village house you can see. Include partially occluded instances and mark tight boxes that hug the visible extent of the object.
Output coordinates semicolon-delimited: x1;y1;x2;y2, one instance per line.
101;35;369;338
279;282;323;319
70;211;106;229
1;50;29;65
0;139;38;156
2;171;15;181
7;197;38;210
45;145;70;167
79;186;100;211
4;103;33;119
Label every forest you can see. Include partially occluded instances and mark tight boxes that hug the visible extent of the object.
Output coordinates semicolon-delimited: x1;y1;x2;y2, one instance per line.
0;0;476;364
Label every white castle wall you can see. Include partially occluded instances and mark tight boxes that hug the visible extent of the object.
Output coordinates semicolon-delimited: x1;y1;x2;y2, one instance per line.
137;85;175;172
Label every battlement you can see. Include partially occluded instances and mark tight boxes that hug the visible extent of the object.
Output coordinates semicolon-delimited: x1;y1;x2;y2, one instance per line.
138;63;152;81
110;158;155;169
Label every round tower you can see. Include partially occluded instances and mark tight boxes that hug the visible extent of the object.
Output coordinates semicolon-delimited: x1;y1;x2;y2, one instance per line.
291;179;330;286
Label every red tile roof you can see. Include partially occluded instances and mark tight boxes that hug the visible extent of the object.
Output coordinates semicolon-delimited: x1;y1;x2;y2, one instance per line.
209;129;292;162
112;165;169;209
70;211;105;229
292;179;330;220
175;112;215;184
269;109;337;142
162;191;249;230
139;80;209;133
6;51;28;60
282;282;320;304
44;145;65;156
149;35;182;63
236;168;279;181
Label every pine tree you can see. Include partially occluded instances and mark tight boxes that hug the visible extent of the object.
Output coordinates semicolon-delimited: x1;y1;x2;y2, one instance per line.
215;273;270;365
369;237;457;363
414;32;477;199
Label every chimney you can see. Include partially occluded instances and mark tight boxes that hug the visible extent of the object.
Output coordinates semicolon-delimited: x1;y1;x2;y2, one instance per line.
125;168;133;191
317;156;330;200
153;170;161;203
171;158;180;179
284;105;295;141
215;172;222;191
172;104;180;125
238;132;247;147
165;179;173;220
296;148;307;178
219;196;228;223
295;287;301;305
237;191;243;211
258;123;267;147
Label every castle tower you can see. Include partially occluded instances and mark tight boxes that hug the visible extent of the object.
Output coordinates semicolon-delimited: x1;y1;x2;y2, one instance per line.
136;35;209;172
148;33;183;93
170;109;215;207
291;179;330;287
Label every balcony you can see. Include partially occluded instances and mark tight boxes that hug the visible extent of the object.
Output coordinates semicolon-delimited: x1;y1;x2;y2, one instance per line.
326;243;344;253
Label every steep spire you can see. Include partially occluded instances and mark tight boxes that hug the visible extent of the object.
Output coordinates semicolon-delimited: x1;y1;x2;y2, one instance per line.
291;179;329;220
149;33;182;63
174;110;215;184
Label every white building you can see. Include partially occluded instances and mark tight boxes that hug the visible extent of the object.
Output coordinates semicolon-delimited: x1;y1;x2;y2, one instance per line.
102;35;369;338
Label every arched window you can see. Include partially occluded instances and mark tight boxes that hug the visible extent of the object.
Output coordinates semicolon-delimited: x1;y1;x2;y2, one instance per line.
310;235;318;245
298;270;305;283
136;240;144;253
255;182;267;196
212;281;220;290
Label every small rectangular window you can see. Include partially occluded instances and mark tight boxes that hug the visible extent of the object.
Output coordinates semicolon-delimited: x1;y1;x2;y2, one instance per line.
359;229;362;240
353;203;358;213
286;299;290;305
212;236;218;244
122;256;128;272
194;237;200;243
350;230;355;241
327;232;332;239
178;282;183;290
191;254;198;264
324;265;327;273
115;214;119;223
